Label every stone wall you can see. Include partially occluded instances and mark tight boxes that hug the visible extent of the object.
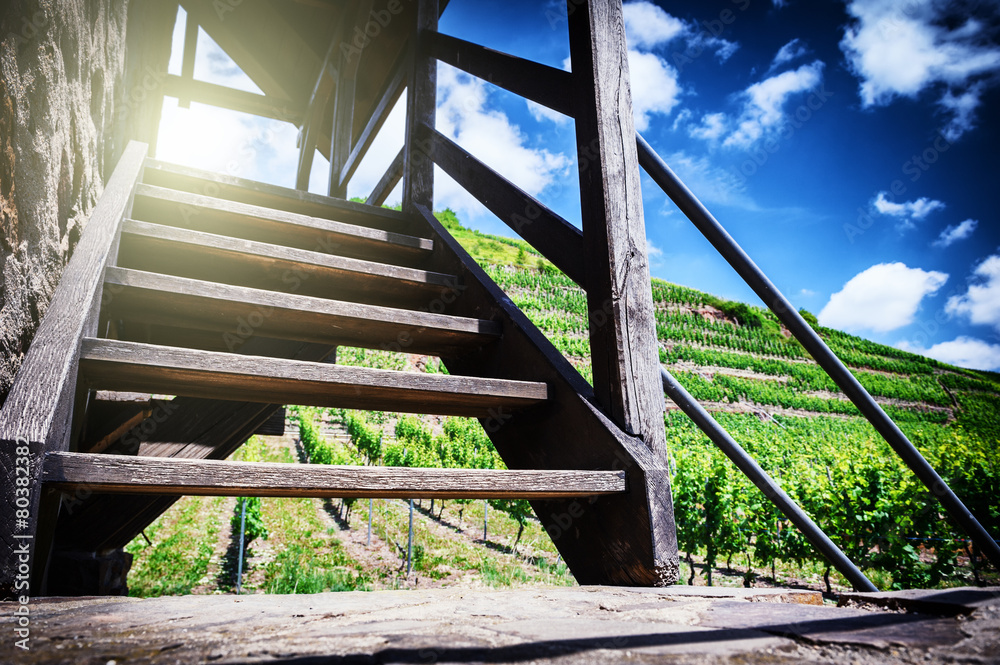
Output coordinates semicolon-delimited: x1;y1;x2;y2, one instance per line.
0;0;173;406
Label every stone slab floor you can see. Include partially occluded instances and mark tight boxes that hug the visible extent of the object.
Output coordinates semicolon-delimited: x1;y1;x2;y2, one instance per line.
4;586;999;664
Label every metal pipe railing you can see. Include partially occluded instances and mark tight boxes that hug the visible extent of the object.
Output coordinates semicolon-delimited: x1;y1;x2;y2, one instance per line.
661;367;877;591
637;133;1000;572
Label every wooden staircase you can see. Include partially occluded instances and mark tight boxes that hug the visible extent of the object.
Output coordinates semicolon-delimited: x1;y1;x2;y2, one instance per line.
0;147;677;596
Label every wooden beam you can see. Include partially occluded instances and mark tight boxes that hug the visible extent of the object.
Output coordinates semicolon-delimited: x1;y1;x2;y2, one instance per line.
413;202;677;586
402;0;438;214
42;453;625;499
568;0;668;459
131;183;434;264
177;11;198;109
428;32;574;117
142;158;415;235
103;267;502;357
117;219;458;308
178;0;317;103
0;142;147;597
328;0;373;199
162;75;304;124
339;48;408;190
421;125;585;286
297;59;337;190
567;0;677;582
366;146;404;207
78;339;549;417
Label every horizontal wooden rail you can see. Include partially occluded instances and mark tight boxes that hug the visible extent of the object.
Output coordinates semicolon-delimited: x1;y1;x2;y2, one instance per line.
339;49;409;191
366;147;405;206
163;75;304;124
419;124;585;285
427;32;573;117
42;453;626;499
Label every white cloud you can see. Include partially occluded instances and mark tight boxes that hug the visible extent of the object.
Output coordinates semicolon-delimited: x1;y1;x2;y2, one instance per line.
432;65;572;219
818;262;949;333
770;38;809;71
872;191;945;229
526;100;571;125
658;149;756;209
946;253;1000;331
932;219;979;248
722;60;825;148
898;336;1000;371
627;50;682;131
623;1;686;50
689;112;727;141
345;95;406;205
194;29;263;94
840;0;1000;140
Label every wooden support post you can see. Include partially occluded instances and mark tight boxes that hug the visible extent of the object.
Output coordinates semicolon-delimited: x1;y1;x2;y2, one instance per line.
0;142;148;598
567;0;666;460
178;12;198;109
567;0;678;582
401;0;438;215
328;1;373;199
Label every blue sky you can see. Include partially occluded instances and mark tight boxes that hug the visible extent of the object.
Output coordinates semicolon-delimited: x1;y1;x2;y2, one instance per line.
157;0;1000;371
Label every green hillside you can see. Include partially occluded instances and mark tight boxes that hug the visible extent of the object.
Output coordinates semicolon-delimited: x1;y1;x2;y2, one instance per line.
126;210;999;595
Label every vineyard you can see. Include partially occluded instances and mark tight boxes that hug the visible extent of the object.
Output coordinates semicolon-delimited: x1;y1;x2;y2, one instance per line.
127;209;999;594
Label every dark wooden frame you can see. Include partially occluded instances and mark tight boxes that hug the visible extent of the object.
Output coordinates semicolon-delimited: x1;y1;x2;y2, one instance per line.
0;142;148;597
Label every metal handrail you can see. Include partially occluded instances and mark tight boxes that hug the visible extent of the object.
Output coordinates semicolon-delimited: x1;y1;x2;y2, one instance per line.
637;132;1000;573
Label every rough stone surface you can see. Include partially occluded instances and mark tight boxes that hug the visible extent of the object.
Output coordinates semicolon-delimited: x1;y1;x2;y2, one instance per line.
0;0;172;406
839;586;1000;616
4;585;999;664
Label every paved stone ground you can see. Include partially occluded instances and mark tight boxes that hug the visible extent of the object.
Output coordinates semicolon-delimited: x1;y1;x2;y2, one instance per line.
4;586;999;664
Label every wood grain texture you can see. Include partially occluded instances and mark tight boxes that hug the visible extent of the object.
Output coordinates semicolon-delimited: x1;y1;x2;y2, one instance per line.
568;0;668;462
132;183;433;263
422;125;585;286
401;0;438;214
42;453;625;499
340;47;407;190
78;338;548;417
0;142;148;598
163;75;303;124
142;159;416;235
428;32;574;118
103;267;501;356
117;219;458;308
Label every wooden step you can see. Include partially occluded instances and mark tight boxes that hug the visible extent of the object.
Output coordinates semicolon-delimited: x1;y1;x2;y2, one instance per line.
131;184;434;265
78;339;549;417
142;159;416;235
42;452;626;499
117;220;460;309
103;267;501;356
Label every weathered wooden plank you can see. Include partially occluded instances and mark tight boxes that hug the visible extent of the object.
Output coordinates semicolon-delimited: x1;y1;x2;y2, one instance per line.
428;32;574;117
401;0;438;214
0;142;148;598
103;267;501;356
367;147;405;207
564;0;676;582
42;453;624;499
412;203;676;586
132;183;433;263
78;338;549;417
163;75;304;125
176;12;198;109
339;48;407;190
142;159;415;235
117;219;458;308
568;0;668;458
421;125;585;286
